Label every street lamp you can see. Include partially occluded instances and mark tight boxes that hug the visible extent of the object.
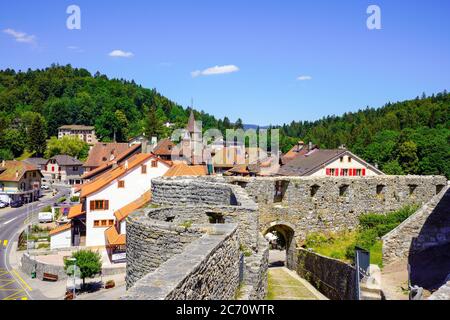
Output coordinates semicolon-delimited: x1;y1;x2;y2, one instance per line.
67;257;77;299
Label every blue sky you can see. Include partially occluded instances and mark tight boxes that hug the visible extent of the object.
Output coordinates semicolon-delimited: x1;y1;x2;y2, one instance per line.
1;0;449;125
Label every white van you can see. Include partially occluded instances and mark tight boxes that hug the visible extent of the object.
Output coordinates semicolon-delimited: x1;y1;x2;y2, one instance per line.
38;212;54;223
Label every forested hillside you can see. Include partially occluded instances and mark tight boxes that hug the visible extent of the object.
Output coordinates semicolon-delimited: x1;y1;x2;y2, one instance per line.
0;64;240;159
0;64;448;178
278;92;450;177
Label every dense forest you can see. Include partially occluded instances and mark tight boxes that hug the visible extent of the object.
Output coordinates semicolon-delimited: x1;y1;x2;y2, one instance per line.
0;64;448;178
0;64;241;160
277;92;450;177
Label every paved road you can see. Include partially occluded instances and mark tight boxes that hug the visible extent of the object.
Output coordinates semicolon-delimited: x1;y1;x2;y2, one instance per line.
0;188;71;300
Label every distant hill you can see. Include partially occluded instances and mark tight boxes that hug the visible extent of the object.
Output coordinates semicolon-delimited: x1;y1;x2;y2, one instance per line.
277;92;450;177
0;64;239;159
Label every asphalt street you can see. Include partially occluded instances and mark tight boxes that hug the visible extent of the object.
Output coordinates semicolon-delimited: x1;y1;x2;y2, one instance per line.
0;187;70;300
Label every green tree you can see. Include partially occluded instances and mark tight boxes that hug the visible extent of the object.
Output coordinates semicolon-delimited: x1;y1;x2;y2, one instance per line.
45;136;89;160
382;160;404;175
64;250;102;287
0;149;14;161
28;114;47;156
1;129;26;157
397;140;419;174
144;105;165;139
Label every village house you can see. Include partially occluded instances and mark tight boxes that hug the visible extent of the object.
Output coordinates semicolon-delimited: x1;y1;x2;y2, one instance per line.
58;125;98;145
277;148;384;177
49;153;171;262
40;155;84;186
81;144;142;183
83;142;140;173
0;160;43;204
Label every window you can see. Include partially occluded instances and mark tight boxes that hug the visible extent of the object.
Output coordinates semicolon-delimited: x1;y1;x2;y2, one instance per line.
376;185;385;195
94;220;100;227
94;219;115;228
118;180;125;188
311;185;320;197
90;200;109;211
33;172;36;177
207;212;225;224
101;220;107;227
274;180;290;203
348;156;352;163
340;157;344;163
339;185;349;197
141;165;147;174
408;184;417;196
151;160;158;168
73;166;78;171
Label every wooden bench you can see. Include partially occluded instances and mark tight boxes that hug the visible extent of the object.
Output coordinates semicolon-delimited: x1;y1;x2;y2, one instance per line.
43;272;58;282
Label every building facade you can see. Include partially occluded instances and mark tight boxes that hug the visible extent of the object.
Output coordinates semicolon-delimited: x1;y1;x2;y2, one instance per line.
0;160;42;203
41;155;84;185
58;125;98;145
49;154;171;260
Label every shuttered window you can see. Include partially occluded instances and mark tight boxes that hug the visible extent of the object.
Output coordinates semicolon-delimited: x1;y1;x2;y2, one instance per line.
90;200;109;211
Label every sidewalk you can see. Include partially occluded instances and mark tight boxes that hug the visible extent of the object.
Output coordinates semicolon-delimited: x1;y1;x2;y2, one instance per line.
9;240;126;300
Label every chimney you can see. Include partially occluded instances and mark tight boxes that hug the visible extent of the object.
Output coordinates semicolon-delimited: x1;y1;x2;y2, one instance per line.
296;141;304;152
112;161;118;169
16;170;19;179
308;141;313;151
124;160;129;170
1;160;5;167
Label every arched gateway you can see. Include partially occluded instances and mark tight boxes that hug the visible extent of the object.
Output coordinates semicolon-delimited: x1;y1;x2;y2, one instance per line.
264;222;296;269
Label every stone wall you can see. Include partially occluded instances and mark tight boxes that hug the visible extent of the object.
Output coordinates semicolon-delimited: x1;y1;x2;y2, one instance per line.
241;233;269;299
429;281;450;300
224;176;447;242
295;248;356;300
123;224;240;300
21;253;68;281
382;185;450;264
126;210;204;288
151;178;233;206
20;252;126;281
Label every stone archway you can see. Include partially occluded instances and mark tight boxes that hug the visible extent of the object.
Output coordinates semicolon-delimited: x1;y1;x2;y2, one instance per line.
264;222;296;269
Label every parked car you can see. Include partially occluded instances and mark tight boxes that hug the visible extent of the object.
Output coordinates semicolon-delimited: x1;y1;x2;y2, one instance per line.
10;199;23;208
0;201;8;209
41;185;50;190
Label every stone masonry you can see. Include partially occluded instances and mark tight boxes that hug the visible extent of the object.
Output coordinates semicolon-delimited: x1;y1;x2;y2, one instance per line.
382;184;450;264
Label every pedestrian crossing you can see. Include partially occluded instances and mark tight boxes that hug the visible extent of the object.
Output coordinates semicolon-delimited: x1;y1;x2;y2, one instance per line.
0;268;29;300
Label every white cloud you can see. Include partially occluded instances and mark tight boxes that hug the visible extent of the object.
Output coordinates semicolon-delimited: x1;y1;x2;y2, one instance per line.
191;65;239;78
3;28;36;44
108;50;134;58
297;75;312;81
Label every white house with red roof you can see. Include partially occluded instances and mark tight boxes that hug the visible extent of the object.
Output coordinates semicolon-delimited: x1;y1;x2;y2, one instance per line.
49;153;171;260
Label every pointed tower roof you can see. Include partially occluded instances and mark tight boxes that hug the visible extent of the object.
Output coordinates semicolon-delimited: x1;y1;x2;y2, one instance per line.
186;110;200;133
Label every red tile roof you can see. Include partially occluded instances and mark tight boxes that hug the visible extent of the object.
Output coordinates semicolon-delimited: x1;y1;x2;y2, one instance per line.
114;191;152;222
105;226;126;246
82;144;141;179
49;223;71;236
67;204;85;219
163;163;208;177
80;153;169;198
83;143;132;169
0;161;42;182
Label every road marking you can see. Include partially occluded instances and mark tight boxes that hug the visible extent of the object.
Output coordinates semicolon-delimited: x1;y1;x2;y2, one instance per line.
3;217;18;225
12;270;32;292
